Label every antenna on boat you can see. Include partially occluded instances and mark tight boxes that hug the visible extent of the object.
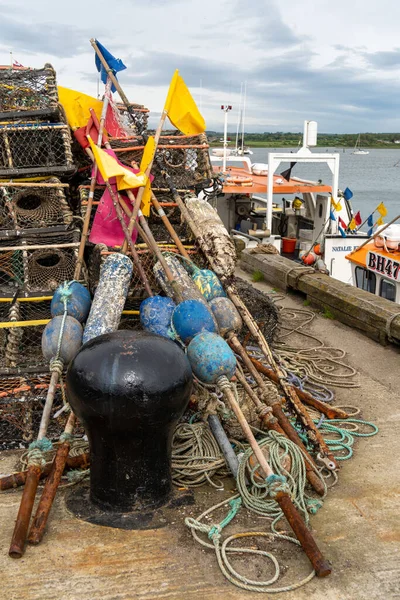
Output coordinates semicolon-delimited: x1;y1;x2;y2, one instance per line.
199;78;203;113
301;120;318;150
221;104;232;172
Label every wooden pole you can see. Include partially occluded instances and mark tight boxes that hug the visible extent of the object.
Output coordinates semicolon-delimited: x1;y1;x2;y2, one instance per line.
74;78;112;280
9;368;59;558
217;376;331;578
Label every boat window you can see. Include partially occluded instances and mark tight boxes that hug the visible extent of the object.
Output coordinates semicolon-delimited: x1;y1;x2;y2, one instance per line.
355;267;376;293
380;279;396;303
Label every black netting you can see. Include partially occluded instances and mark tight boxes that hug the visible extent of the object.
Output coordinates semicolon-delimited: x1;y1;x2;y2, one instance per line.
0;123;75;177
110;133;212;190
0;229;86;295
0;65;58;118
0;180;72;232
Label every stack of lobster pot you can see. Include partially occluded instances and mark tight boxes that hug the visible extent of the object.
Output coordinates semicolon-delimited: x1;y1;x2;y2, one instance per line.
0;65;81;446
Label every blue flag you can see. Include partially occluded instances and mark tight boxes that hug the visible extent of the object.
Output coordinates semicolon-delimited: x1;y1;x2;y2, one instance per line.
367;214;374;227
368;227;373;236
330;210;336;221
343;187;353;201
338;225;347;238
95;40;127;93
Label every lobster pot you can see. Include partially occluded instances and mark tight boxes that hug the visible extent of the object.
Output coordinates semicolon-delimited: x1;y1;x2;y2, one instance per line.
110;132;212;191
0;64;59;120
184;196;237;279
0;123;75;178
0;228;85;295
113;102;150;136
0;180;72;236
0;297;52;373
78;185;105;237
83;253;133;344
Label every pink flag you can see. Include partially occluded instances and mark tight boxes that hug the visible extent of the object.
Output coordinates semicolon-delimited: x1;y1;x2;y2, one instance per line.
89;148;152;247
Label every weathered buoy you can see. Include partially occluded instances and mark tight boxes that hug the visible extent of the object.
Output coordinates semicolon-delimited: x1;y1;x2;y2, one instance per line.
51;281;91;323
153;254;206;303
42;315;83;363
172;299;217;344
187;332;236;384
66;330;192;513
209;297;242;337
192;268;226;301
301;251;317;265
140;296;175;339
314;244;323;256
83;253;133;344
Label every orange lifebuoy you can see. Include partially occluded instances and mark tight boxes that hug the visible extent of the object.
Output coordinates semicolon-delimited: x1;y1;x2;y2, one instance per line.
225;175;253;186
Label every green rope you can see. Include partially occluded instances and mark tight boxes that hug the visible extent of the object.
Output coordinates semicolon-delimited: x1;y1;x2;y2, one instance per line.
293;418;378;461
236;430;326;532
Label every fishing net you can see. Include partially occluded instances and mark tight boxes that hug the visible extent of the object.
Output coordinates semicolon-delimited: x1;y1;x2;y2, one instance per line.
0;180;72;233
109;132;212;190
0;229;86;295
234;277;280;346
0;123;75;178
0;65;58;119
108;100;149;137
0;299;50;373
0;374;74;449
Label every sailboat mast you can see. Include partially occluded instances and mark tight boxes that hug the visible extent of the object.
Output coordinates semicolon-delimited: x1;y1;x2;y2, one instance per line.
241;81;247;151
235;82;243;152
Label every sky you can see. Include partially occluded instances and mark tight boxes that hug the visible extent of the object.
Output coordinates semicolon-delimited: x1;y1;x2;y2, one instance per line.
1;0;400;133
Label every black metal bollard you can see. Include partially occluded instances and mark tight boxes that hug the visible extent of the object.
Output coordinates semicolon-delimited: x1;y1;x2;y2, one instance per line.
66;330;192;514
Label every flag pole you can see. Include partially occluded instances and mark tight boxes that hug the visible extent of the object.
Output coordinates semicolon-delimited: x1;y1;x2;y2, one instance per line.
356;205;379;232
348;214;400;256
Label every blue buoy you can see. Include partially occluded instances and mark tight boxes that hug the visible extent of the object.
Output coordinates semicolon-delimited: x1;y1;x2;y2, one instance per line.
192;268;226;301
42;315;83;363
187;332;236;384
209;297;242;337
51;281;91;323
140;296;176;339
172;299;217;344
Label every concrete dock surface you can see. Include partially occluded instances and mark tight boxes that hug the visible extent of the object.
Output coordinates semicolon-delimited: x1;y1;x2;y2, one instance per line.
0;269;399;600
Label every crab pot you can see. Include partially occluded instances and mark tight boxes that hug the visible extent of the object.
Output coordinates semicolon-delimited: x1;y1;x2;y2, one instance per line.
140;296;176;339
51;281;91;323
83;253;133;344
209;297;242;337
172;299;217;344
66;330;192;514
187;332;236;384
41;315;83;363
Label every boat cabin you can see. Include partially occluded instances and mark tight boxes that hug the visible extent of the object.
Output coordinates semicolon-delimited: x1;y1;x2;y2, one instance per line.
346;227;400;303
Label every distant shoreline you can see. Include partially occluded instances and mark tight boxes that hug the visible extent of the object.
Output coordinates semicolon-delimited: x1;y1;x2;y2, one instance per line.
209;140;400;149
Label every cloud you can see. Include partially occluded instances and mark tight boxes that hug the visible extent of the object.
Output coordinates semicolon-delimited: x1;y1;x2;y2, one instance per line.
0;13;96;58
362;48;400;70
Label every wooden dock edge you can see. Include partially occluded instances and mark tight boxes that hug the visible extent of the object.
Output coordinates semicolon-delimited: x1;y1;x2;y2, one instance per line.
240;251;400;346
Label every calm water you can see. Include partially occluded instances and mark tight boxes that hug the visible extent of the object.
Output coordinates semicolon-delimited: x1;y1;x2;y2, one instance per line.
248;147;400;222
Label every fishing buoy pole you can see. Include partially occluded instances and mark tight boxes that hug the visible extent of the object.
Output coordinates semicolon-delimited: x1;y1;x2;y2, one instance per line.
9;284;87;558
27;255;133;548
208;296;326;495
186;332;331;578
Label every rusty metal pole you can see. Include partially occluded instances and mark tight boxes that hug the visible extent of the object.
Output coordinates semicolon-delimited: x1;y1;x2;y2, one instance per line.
217;376;331;578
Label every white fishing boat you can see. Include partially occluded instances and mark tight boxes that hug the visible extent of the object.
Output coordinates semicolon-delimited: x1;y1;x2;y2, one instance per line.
207;120;368;285
352;134;369;155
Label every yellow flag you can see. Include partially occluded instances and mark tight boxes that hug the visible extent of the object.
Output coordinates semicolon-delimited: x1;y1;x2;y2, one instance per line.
58;86;103;130
377;202;387;217
140;137;156;173
376;216;384;226
331;197;342;212
348;218;356;231
164;70;206;135
88;138;147;190
140;179;152;217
